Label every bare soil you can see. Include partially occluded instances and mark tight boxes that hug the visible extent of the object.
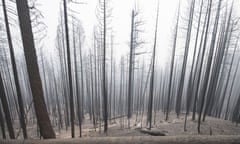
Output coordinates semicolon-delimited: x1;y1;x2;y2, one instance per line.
52;112;240;138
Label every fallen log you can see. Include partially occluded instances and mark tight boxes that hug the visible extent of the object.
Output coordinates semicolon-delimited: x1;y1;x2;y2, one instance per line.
139;129;167;136
1;135;240;144
135;128;167;136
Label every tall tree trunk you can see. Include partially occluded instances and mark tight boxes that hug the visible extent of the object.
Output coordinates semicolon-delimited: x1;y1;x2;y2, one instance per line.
89;52;96;129
2;0;27;138
113;61;116;121
0;103;6;139
216;3;234;119
40;48;51;114
109;34;113;120
73;26;82;137
147;3;159;129
51;58;63;131
184;0;203;130
224;34;239;120
199;0;222;122
0;73;15;139
63;0;75;138
175;0;195;117
197;0;213;134
127;10;135;128
79;29;84;136
94;30;98;130
15;0;55;139
60;13;70;128
102;0;108;133
191;0;209;120
166;2;180;121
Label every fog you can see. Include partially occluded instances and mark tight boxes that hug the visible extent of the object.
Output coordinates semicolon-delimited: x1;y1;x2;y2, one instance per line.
0;0;240;141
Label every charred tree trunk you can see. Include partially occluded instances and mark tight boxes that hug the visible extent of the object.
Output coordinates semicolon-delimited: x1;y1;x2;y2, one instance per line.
127;10;135;128
16;0;55;138
0;73;15;139
184;0;203;130
197;0;213;134
175;0;195;117
166;2;180;121
2;0;27;138
63;0;75;138
147;3;159;129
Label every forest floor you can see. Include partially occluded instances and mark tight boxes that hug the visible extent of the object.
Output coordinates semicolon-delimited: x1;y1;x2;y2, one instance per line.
3;112;240;143
51;112;240;138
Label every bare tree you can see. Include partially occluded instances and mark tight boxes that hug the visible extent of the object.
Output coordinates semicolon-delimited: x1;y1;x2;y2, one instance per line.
0;72;15;139
166;2;180;121
16;0;56;138
197;0;214;133
63;0;75;138
96;0;112;133
175;0;195;118
2;0;27;138
147;2;159;129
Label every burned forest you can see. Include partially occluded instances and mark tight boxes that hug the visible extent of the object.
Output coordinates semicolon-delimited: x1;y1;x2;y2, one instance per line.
0;0;240;143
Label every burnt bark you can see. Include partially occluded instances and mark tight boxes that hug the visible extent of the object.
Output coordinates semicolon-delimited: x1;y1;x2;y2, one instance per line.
16;0;55;138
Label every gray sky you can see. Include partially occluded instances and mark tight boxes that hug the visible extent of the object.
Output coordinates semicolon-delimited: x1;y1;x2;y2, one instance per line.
38;0;179;66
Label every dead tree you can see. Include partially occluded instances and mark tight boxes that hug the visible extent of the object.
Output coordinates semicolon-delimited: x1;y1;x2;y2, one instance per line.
102;0;108;133
147;2;159;129
2;0;27;138
63;0;75;138
0;72;15;139
175;0;195;118
197;0;214;134
16;0;55;138
166;2;180;121
198;0;222;123
127;10;135;128
224;33;239;120
96;0;112;133
0;102;6;139
127;5;144;128
184;0;203;130
191;0;211;121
